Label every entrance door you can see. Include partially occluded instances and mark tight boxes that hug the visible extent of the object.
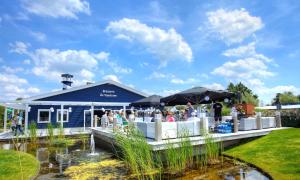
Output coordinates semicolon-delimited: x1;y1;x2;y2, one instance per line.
84;110;91;130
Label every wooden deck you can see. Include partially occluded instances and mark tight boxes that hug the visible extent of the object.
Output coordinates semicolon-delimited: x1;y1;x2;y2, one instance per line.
91;127;288;151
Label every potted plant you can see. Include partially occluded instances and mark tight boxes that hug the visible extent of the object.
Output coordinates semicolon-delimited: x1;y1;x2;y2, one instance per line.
240;92;259;116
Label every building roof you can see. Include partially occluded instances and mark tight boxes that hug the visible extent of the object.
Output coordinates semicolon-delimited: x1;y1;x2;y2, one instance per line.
22;80;148;102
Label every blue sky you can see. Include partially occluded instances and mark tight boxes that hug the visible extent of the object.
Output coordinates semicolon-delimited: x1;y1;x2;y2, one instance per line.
0;0;299;104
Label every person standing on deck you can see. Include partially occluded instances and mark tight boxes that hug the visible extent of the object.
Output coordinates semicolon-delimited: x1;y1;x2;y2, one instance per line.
16;113;24;135
11;115;17;136
213;102;223;125
186;102;194;118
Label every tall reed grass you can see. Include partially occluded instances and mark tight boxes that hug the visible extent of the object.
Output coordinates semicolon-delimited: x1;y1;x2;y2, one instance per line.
115;124;158;179
203;133;222;165
164;130;193;175
29;122;37;143
46;123;54;144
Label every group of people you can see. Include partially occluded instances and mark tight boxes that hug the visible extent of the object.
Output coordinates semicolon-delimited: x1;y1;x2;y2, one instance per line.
157;102;224;123
99;110;129;128
97;101;225;128
10;113;24;136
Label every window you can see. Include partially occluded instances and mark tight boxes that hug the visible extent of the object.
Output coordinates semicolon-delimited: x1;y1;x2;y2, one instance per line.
57;109;69;122
38;109;51;123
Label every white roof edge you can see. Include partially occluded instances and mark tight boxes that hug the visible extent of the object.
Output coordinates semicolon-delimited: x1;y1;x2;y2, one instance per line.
256;104;300;110
23;80;148;102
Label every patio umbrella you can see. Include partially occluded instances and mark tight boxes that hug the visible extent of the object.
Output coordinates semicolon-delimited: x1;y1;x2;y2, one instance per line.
130;95;162;107
160;87;235;106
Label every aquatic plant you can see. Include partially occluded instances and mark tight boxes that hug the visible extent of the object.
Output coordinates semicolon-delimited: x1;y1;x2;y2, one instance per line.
203;133;221;165
46;123;54;144
58;123;65;140
114;124;158;179
29;122;37;143
164;130;193;175
78;131;89;150
64;159;127;179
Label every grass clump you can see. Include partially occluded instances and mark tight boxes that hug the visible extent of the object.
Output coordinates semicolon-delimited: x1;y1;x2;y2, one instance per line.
0;149;40;180
224;128;300;180
115;125;159;179
203;133;222;165
29;122;38;143
46;123;54;144
164;130;193;175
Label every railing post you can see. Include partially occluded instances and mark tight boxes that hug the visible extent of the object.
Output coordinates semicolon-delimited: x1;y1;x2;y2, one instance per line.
200;116;208;135
4;107;7;132
155;114;162;141
233;112;238;133
60;104;64;128
275;111;282;128
25;104;29;134
256;112;262;130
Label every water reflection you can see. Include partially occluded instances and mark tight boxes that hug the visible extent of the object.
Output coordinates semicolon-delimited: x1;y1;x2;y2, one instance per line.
0;140;270;180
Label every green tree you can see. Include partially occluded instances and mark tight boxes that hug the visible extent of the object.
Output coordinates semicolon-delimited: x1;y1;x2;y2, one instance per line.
272;92;300;105
227;82;259;106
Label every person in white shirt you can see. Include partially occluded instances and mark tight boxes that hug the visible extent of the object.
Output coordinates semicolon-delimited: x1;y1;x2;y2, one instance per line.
187;112;200;121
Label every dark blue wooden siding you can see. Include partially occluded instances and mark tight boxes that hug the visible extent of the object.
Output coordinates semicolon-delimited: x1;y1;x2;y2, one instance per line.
28;105;131;128
36;83;145;102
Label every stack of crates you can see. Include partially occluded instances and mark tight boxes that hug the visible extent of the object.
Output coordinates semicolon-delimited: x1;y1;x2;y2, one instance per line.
217;122;233;134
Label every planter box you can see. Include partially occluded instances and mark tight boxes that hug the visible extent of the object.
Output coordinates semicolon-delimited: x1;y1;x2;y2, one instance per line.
222;116;233;122
177;121;194;137
261;117;276;128
239;117;257;130
136;122;177;139
242;104;255;116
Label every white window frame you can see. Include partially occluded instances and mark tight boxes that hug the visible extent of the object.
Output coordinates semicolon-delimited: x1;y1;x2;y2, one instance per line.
38;109;51;123
56;109;69;123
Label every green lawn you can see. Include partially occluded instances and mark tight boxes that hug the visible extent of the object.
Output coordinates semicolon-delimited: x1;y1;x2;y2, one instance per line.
224;128;300;180
0;150;40;180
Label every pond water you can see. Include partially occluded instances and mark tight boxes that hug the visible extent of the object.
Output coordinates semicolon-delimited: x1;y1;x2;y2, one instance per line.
0;138;270;180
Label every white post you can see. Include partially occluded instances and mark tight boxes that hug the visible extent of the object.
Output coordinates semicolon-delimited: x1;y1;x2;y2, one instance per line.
60;104;64;128
83;110;86;131
12;109;15;118
256;112;262;130
91;105;94;128
25;104;29;134
4;107;7;132
123;105;126;117
233;112;238;133
275;111;282;128
154;114;162;141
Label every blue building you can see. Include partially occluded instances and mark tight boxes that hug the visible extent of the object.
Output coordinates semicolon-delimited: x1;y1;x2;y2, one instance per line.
2;80;147;131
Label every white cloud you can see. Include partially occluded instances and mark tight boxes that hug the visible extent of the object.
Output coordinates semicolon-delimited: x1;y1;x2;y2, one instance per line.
206;8;263;44
22;0;91;19
23;59;31;64
222;42;272;62
203;83;225;90
170;78;199;85
29;48;103;82
106;18;193;66
102;74;120;83
10;41;132;86
0;73;40;101
212;58;274;80
9;41;30;54
106;61;132;74
1;66;24;74
30;31;47;42
147;71;174;80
